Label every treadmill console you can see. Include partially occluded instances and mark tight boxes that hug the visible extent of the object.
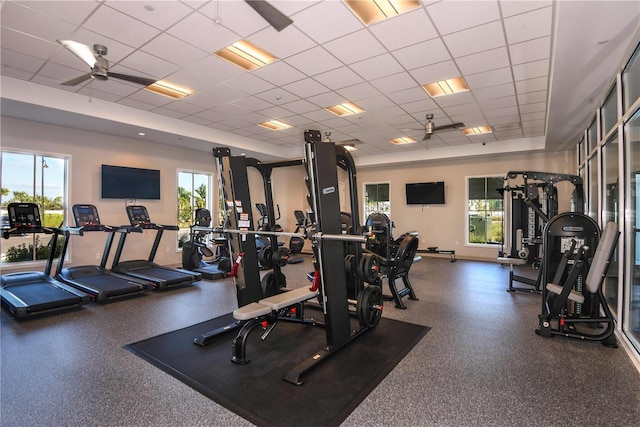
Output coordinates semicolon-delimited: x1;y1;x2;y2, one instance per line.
8;203;42;228
72;204;102;230
126;205;153;227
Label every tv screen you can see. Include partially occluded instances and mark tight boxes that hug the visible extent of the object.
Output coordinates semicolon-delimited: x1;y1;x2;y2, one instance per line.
406;182;445;205
101;165;161;200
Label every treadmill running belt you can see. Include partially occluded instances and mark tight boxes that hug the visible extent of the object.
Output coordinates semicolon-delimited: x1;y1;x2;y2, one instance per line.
75;274;145;294
4;282;81;309
130;267;192;284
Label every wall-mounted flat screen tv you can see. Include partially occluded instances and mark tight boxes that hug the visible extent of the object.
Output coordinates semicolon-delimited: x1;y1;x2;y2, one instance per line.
405;181;445;205
101;165;161;200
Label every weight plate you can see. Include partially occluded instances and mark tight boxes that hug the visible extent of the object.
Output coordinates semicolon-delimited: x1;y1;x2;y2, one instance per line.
356;285;383;328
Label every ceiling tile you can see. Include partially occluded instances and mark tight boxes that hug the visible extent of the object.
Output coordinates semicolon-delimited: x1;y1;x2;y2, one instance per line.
499;0;553;18
281;99;319;115
512;59;549;81
254;87;299;105
291;1;363;45
252;61;306;87
369;8;437;51
247;24;317;60
0;27;59;60
314;66;365;90
284;46;343;76
515;76;547;94
117;50;179;80
509;37;551;65
85;4;160;47
349;53;404;81
323;29;387;65
15;1;99;25
473;82;516;101
455;47;510;75
409;60;461;85
1;2;78;42
385;87;429;104
167;10;238;53
443;21;506;58
224;73;275;96
141;33;209;67
370;71;419;94
518;90;547;104
427;0;501;36
198;0;268;37
391;38;452;70
504;6;552;45
465;67;513;90
106;0;194;30
336;82;382;102
283;78;329;98
1;48;46;73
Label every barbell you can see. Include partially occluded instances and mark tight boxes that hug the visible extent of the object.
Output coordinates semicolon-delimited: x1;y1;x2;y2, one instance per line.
221;228;370;243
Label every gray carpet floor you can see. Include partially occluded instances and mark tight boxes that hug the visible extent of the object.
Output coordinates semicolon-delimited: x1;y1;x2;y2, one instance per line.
1;256;639;426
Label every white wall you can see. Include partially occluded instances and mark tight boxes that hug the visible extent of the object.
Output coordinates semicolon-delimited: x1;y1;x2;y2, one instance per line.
1;116;217;270
2;116;576;268
356;150;576;261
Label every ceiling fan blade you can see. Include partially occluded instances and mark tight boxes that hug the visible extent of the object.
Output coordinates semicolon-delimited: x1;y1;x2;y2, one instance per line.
107;72;157;87
422;133;431;141
58;40;96;67
433;122;465;131
245;0;293;31
60;73;92;86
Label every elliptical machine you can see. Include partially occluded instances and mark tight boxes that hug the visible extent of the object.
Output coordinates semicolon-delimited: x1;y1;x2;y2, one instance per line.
182;208;230;279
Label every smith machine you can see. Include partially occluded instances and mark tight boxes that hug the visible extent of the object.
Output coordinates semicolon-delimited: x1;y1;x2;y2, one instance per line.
194;131;384;385
498;171;584;293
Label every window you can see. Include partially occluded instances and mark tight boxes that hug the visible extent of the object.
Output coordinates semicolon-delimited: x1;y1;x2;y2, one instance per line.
177;171;212;249
601;85;618;137
467;177;504;245
624;107;640;352
602;132;619;317
1;151;68;264
623;43;640;111
363;183;390;221
587;118;598;153
587;154;599;221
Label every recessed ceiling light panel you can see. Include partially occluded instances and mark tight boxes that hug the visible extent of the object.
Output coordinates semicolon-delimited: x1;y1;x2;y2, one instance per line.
462;126;492;135
258;119;291;130
422;77;469;97
344;0;421;25
215;40;277;71
325;102;365;116
390;136;416;145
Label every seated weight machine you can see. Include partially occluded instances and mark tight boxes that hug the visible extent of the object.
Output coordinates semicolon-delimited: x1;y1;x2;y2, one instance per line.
535;214;618;347
363;212;420;309
498;171;584;293
181;208;229;280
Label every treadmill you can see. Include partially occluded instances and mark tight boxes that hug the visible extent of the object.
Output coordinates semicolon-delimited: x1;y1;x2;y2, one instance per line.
111;205;201;289
55;204;152;302
1;203;90;319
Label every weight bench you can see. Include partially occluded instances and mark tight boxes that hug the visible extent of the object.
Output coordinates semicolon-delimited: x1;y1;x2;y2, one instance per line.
231;286;320;364
498;256;541;293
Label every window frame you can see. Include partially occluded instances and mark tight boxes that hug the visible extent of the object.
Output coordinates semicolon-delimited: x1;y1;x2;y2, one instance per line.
1;149;69;267
177;169;213;250
466;175;504;247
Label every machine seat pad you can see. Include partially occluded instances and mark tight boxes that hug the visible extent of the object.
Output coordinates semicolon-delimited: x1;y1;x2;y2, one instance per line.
497;257;527;265
546;282;585;304
259;287;318;310
233;302;272;320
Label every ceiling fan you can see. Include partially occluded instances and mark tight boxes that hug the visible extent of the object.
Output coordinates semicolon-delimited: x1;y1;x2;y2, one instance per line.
244;0;293;32
422;114;465;141
58;40;157;87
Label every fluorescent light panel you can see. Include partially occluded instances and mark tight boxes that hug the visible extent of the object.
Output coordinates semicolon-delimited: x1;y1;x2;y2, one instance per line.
145;80;194;99
390;136;416;145
422;77;469;98
325;102;365;116
258;120;291;130
215;40;277;71
462;126;492;135
344;0;421;25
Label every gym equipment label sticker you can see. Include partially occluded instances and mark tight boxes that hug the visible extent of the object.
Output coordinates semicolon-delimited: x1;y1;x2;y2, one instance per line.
322;186;335;195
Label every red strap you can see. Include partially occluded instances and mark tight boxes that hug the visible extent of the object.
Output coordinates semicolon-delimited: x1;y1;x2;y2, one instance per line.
229;252;244;278
309;270;320;292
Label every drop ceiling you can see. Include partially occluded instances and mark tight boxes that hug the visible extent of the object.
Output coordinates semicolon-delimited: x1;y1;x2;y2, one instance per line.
1;0;639;166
